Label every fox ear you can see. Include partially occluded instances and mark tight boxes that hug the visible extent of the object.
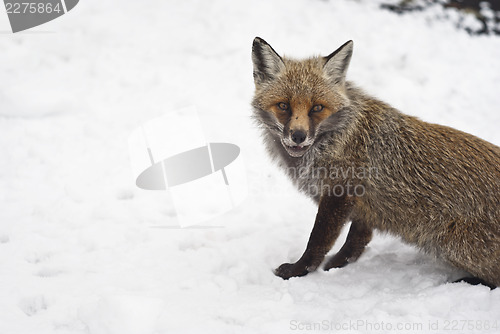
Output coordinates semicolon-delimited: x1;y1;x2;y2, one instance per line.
252;37;285;85
323;40;353;85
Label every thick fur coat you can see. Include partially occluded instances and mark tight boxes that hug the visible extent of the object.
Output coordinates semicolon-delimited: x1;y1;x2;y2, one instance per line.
251;37;500;287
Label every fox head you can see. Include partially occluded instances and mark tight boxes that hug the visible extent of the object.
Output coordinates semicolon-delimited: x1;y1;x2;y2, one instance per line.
251;37;354;158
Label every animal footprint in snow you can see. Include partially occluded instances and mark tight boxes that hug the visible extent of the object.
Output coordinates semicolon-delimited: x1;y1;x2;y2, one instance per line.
19;295;48;316
36;268;63;278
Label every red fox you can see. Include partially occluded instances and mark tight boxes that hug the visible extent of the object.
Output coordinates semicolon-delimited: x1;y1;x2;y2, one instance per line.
251;37;500;288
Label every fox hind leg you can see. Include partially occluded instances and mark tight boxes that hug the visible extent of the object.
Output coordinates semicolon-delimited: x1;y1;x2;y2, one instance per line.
454;277;497;290
324;220;372;271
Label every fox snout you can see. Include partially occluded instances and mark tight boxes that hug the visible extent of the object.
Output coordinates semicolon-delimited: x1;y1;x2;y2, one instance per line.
281;106;315;155
282;126;314;157
285;124;311;146
290;129;307;144
286;114;310;145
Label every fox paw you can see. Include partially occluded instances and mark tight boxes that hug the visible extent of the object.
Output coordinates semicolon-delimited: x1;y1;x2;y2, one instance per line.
274;262;311;280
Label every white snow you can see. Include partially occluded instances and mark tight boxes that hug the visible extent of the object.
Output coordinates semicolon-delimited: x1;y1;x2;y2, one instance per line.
1;0;499;333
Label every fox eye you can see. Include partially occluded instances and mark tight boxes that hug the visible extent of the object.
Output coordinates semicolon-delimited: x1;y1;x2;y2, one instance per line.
311;104;324;113
277;102;289;111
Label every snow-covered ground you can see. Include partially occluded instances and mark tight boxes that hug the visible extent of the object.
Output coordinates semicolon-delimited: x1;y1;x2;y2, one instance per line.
1;1;499;333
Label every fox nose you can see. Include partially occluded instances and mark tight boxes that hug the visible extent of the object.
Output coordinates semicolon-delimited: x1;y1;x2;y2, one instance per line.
291;130;307;145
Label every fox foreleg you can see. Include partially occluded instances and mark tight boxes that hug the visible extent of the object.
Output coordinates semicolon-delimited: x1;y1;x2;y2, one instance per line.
274;194;355;279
